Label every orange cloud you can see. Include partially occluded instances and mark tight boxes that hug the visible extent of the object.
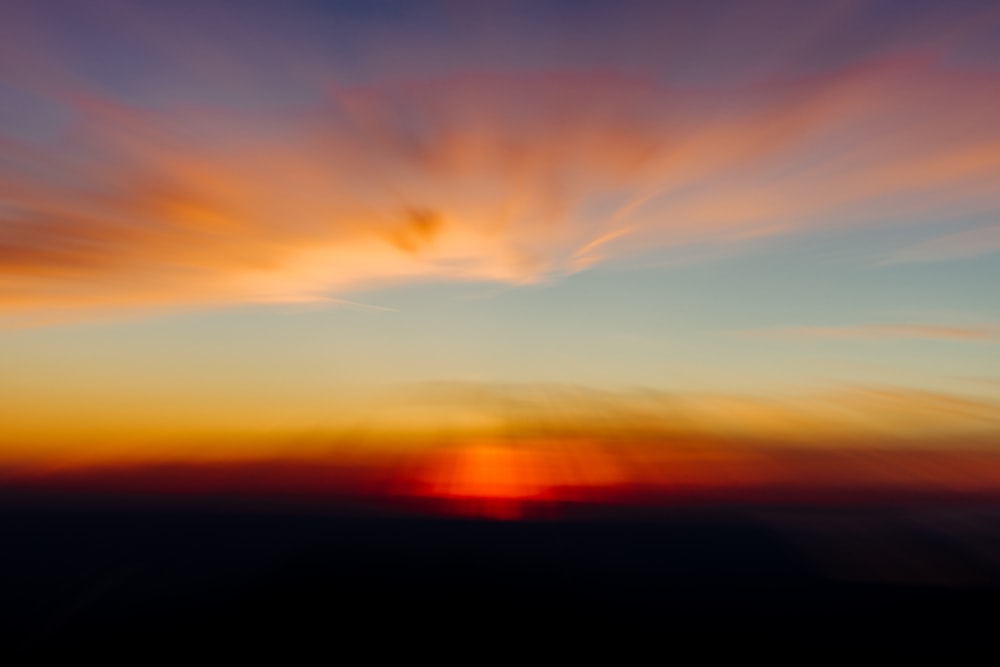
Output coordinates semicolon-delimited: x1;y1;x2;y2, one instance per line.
1;3;999;322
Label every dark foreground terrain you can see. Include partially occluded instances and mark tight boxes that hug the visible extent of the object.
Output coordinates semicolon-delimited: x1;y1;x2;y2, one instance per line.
3;492;1000;657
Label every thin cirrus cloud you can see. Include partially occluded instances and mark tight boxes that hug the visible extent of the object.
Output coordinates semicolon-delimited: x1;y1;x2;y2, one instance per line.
877;223;1000;265
741;323;1000;343
1;1;999;322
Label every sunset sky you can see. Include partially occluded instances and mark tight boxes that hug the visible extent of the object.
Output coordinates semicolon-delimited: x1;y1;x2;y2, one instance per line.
1;0;999;479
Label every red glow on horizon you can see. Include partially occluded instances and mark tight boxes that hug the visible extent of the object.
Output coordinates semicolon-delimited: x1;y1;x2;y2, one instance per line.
414;443;557;519
5;438;1000;520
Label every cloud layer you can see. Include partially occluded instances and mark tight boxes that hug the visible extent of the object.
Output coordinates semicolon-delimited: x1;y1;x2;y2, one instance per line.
1;1;999;321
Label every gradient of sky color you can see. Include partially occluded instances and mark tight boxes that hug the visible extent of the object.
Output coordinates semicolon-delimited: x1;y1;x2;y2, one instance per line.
1;0;999;464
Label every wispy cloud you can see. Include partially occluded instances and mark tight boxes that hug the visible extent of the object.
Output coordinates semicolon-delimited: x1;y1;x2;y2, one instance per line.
878;224;1000;265
1;1;999;322
8;378;1000;459
741;323;1000;343
385;380;1000;433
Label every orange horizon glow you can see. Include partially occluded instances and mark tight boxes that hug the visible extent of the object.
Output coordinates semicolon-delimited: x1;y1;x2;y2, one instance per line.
5;432;1000;519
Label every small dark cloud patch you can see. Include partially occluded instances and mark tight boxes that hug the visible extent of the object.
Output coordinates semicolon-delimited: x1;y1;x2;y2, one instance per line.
387;206;444;254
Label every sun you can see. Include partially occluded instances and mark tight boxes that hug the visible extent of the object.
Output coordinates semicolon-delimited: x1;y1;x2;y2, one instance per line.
416;441;552;519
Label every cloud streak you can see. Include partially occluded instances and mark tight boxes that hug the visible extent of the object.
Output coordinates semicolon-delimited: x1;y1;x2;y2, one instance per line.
741;324;1000;343
878;223;1000;265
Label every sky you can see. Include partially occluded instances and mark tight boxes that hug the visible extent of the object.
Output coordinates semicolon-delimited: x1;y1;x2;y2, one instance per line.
1;0;999;484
